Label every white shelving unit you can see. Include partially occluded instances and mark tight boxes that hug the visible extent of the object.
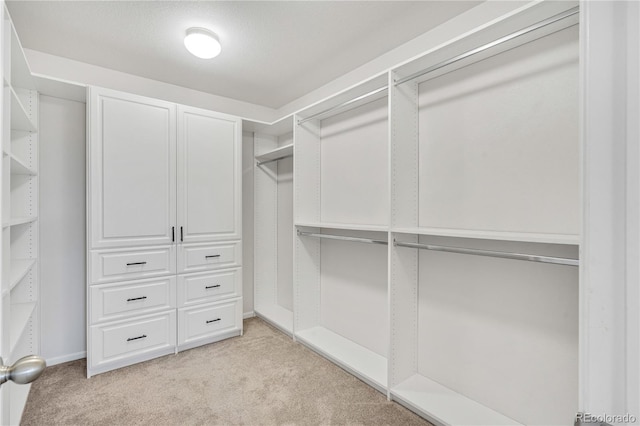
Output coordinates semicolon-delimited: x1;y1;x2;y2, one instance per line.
0;5;40;425
250;116;295;335
289;2;581;426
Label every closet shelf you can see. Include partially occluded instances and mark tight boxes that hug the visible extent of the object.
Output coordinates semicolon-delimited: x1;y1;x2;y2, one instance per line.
392;374;522;426
255;304;293;336
10;86;37;132
9;302;36;356
296;222;388;233
391;227;580;245
2;216;37;228
255;144;293;165
9;153;36;175
8;259;36;292
295;326;387;392
10;21;36;91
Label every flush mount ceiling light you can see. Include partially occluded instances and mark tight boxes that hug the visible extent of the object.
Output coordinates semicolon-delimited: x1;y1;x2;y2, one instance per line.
184;27;221;59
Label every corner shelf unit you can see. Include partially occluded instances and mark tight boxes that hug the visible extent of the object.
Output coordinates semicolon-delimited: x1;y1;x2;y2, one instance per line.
1;5;40;425
249;116;295;335
288;3;581;426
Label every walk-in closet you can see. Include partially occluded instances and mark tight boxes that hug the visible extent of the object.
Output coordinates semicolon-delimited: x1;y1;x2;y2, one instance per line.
0;0;637;424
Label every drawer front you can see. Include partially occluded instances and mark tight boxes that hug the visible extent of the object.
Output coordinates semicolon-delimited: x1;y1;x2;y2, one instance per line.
177;269;241;308
91;277;176;323
178;300;241;346
91;245;176;284
90;311;176;368
178;241;241;273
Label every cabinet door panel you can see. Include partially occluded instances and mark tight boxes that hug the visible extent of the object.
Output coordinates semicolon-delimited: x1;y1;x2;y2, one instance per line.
178;106;241;242
90;88;176;248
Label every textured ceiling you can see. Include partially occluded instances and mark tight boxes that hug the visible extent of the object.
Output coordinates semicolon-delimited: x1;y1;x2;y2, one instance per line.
6;1;480;109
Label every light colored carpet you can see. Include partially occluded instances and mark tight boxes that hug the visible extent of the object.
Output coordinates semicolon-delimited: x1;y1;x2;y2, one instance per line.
22;317;432;425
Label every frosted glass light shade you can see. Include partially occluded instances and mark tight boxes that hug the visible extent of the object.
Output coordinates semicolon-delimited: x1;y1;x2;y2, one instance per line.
184;28;221;59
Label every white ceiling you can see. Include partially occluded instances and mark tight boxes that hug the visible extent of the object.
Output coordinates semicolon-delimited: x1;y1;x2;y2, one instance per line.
6;1;480;109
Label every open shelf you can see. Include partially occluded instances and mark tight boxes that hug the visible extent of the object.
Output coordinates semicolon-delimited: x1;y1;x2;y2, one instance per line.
391;227;580;245
255;143;293;164
9;21;34;91
2;216;36;228
392;374;522;426
9;153;36;175
9;301;36;354
295;326;387;392
296;222;388;233
10;86;36;132
8;258;35;292
255;304;293;336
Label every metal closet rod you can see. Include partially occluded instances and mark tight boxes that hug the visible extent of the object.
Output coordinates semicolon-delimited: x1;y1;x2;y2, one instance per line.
256;153;293;166
394;6;579;86
297;86;388;125
297;230;388;246
394;240;579;267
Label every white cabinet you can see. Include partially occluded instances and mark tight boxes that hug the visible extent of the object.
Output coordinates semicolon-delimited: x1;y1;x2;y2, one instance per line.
87;87;242;377
89;88;176;249
177;105;241;243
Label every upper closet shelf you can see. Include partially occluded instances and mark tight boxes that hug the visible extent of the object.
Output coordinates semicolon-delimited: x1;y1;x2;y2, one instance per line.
296;222;388;233
10;153;36;175
10;87;36;132
255;143;293;166
391;227;580;246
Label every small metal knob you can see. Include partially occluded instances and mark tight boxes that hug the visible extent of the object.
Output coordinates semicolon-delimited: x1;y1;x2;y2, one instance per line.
0;355;46;386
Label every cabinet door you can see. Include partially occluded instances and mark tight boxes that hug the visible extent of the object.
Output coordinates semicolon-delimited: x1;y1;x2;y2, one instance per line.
177;105;241;243
89;87;176;248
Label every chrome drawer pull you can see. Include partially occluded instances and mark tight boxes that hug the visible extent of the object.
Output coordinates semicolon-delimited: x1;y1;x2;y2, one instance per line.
206;318;221;324
205;284;221;289
205;255;221;259
126;334;147;342
126;262;147;266
126;296;147;302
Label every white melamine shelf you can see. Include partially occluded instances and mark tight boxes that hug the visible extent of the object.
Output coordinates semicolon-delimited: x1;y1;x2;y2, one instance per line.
10;23;35;91
295;326;387;392
9;302;36;354
8;259;35;292
392;374;522;426
10;86;36;132
255;143;293;164
255;304;293;336
9;153;36;175
2;216;37;228
391;227;580;245
296;222;388;233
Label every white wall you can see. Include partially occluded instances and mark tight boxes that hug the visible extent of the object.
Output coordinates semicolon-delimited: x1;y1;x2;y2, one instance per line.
39;95;86;365
241;131;254;316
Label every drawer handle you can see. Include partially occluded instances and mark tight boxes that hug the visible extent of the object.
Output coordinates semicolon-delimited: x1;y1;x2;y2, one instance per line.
205;284;221;289
205;255;221;259
206;318;221;324
126;262;147;266
126;296;147;302
126;334;147;342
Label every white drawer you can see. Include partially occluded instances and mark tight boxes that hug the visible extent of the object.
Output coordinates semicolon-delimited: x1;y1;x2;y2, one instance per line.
178;300;242;348
90;245;176;284
177;269;241;308
90;277;176;324
89;311;176;372
177;241;241;273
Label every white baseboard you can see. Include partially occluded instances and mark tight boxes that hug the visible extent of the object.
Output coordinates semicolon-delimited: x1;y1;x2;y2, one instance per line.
46;351;86;367
243;311;255;319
